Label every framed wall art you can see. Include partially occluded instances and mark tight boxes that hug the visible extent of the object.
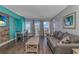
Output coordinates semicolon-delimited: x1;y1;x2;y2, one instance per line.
63;12;76;29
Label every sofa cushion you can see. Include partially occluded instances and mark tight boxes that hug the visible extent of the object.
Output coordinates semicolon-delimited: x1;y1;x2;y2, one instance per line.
63;32;70;38
69;34;79;43
50;37;59;47
57;31;63;40
54;47;72;54
53;31;59;38
59;36;71;44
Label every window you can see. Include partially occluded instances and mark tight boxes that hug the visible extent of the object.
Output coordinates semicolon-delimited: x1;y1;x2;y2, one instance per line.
34;20;40;36
43;21;50;33
25;21;31;33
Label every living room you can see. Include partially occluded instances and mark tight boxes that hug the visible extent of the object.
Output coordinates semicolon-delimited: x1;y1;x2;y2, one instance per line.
0;5;79;54
1;0;79;59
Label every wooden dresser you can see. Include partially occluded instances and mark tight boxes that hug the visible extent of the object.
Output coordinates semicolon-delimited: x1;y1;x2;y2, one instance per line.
25;37;39;54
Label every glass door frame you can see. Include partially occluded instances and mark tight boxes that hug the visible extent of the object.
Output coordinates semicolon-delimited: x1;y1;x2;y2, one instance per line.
34;20;40;36
43;21;50;35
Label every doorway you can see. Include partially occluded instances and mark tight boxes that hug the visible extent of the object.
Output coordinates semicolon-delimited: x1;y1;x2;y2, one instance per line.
43;21;50;35
34;20;40;36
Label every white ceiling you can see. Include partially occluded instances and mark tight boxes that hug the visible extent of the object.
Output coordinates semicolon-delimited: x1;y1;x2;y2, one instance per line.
4;5;68;20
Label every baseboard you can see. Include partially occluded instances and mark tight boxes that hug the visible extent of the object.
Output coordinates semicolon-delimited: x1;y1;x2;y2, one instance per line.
0;39;15;53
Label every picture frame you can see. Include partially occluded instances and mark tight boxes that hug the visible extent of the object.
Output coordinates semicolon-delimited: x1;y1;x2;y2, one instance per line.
63;12;76;29
0;12;9;27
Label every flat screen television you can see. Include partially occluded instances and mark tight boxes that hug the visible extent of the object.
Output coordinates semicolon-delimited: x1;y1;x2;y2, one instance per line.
0;15;7;26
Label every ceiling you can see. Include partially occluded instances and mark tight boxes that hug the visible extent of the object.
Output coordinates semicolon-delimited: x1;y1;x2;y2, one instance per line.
4;5;68;20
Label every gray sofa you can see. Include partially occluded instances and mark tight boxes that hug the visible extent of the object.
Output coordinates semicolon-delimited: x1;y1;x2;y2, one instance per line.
47;31;79;54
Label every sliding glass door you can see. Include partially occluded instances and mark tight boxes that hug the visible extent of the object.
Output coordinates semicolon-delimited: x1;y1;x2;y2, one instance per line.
25;21;32;36
34;20;40;36
43;21;50;34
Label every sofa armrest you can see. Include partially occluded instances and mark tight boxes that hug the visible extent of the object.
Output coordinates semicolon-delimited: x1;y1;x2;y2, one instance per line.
57;43;79;48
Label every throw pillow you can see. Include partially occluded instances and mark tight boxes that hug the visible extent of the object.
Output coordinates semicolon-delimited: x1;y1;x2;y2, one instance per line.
63;32;69;38
57;31;63;40
59;36;71;44
53;31;59;38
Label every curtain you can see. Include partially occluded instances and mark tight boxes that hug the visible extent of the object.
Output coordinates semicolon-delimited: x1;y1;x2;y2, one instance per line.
40;20;44;36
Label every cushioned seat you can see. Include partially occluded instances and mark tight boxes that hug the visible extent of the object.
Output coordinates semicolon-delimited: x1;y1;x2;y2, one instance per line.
47;31;79;54
50;37;59;47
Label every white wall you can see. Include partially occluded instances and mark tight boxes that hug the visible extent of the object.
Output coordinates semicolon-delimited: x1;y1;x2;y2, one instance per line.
51;5;79;35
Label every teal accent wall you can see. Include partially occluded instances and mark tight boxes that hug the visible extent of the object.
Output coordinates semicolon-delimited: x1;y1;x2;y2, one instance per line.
15;19;23;32
9;17;16;39
0;5;25;40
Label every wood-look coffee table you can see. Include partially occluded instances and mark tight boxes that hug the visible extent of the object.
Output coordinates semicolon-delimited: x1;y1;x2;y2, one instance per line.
25;37;39;54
